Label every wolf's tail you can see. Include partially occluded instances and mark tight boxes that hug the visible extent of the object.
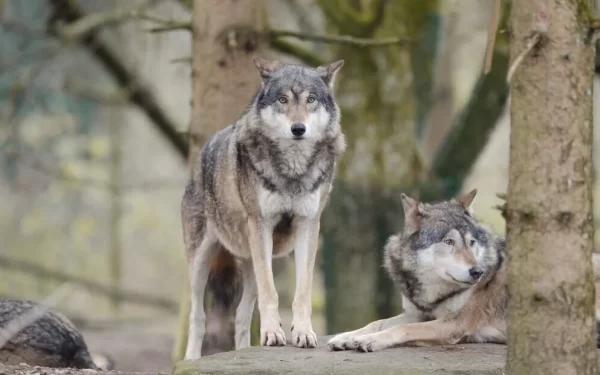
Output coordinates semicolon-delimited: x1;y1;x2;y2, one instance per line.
207;248;240;310
596;321;600;348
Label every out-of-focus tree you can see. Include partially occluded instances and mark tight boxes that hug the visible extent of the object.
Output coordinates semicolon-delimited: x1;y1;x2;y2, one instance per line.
172;0;267;361
317;0;438;333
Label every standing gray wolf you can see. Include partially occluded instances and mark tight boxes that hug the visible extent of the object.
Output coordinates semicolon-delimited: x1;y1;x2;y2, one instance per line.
328;189;600;352
182;56;346;359
0;298;100;369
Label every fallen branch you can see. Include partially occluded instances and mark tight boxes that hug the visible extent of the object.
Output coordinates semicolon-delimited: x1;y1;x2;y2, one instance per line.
0;254;179;314
506;32;541;83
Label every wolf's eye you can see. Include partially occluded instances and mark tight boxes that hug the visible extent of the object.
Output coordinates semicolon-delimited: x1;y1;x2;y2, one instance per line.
444;239;454;246
469;239;476;246
307;95;316;103
278;97;288;104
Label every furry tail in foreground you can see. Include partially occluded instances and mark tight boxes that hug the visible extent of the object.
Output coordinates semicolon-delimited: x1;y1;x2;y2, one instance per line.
207;249;241;310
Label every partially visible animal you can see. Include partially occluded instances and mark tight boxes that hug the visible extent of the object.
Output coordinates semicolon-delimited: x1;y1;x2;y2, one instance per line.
327;189;600;352
0;298;101;369
182;56;346;359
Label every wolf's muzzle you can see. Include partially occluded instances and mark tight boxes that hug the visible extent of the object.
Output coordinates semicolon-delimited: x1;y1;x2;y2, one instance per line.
469;267;484;280
291;123;306;137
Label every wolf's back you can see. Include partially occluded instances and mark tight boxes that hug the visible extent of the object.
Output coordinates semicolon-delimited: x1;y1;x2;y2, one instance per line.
0;298;99;369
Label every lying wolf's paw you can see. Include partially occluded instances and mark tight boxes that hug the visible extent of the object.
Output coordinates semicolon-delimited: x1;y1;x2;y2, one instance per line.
291;327;318;348
327;333;356;351
261;322;286;347
352;333;390;353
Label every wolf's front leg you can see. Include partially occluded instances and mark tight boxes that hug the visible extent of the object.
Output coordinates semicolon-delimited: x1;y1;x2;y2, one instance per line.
290;219;320;348
351;319;462;353
327;312;422;351
248;220;286;346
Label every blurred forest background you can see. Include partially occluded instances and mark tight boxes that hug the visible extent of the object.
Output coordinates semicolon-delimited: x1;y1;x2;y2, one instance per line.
2;0;600;372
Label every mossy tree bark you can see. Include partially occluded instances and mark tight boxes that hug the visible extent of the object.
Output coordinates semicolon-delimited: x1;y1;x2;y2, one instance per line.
506;0;597;374
318;0;438;334
172;0;266;362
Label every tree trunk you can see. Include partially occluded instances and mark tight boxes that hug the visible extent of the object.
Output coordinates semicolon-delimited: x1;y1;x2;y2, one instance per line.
318;0;438;334
506;1;597;374
172;0;266;361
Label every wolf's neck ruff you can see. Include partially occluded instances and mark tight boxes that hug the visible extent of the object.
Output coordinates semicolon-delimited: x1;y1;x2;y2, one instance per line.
236;126;343;195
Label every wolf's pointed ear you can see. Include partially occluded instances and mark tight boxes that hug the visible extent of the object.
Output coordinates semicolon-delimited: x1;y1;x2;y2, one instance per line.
401;193;422;234
457;189;478;210
317;60;344;89
253;56;279;83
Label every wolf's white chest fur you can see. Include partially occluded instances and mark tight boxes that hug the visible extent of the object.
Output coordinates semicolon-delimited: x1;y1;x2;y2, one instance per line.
257;186;321;220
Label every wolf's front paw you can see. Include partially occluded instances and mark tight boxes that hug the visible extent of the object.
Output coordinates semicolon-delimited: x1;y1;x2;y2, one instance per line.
291;325;317;348
260;321;286;346
327;333;356;351
352;333;390;353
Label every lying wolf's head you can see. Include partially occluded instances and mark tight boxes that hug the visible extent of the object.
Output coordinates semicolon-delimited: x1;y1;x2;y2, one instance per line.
385;190;502;310
250;57;344;142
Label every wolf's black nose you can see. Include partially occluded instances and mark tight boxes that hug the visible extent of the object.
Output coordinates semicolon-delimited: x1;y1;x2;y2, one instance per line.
291;123;306;136
469;267;483;280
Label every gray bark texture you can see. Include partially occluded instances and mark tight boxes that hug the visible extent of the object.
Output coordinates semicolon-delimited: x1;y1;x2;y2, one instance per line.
506;0;597;374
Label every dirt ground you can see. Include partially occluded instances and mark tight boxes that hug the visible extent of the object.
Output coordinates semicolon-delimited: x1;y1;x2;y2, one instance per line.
79;318;176;374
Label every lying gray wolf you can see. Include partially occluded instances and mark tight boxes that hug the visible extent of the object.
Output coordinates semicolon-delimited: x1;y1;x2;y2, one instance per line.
328;189;600;352
182;57;346;359
0;298;103;369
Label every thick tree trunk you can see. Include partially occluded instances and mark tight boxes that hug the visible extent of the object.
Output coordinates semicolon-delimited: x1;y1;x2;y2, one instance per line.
173;0;266;361
506;1;597;374
188;0;265;164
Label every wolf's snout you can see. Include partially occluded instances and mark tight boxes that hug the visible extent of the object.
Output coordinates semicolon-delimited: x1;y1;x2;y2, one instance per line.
291;123;306;137
469;267;483;280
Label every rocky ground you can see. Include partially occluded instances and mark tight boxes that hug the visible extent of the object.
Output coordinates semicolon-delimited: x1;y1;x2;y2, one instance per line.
0;364;163;375
175;337;508;375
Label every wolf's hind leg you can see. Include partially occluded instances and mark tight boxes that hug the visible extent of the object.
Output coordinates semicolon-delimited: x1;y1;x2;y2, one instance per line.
184;228;219;360
235;259;257;350
327;313;422;351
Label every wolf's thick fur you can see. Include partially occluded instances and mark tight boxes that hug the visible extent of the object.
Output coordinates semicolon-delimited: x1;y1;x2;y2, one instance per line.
182;57;346;359
328;190;600;352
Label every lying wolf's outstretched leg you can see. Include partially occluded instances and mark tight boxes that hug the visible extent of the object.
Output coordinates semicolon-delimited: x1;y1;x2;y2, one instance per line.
184;227;219;360
349;319;465;352
327;312;423;351
248;219;286;346
235;259;257;349
291;219;320;348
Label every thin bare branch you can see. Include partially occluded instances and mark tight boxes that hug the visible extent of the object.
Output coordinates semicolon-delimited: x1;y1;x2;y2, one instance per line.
58;1;154;41
148;18;192;33
267;29;409;47
150;19;409;48
483;0;502;75
48;0;188;159
507;32;541;83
